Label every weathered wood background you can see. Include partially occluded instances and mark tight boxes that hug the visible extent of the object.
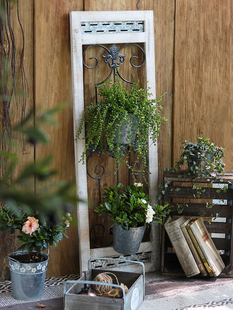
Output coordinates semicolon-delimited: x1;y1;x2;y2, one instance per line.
0;0;232;279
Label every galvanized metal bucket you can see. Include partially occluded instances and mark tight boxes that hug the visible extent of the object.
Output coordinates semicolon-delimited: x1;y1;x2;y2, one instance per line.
8;250;49;301
113;114;138;145
113;224;146;255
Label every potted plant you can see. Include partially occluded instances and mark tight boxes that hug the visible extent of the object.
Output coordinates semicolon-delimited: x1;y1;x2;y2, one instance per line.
0;106;79;301
76;78;166;174
95;182;170;255
0;205;71;300
175;137;225;178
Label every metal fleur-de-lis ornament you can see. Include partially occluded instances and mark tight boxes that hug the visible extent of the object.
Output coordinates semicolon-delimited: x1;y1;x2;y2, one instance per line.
103;44;125;68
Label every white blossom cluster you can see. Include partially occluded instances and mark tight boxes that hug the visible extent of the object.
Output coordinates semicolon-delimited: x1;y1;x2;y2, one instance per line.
145;204;155;223
141;198;155;224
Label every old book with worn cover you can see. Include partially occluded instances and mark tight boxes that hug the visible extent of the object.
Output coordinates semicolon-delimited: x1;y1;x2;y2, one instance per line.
190;218;225;277
180;218;207;277
186;221;213;277
164;216;200;277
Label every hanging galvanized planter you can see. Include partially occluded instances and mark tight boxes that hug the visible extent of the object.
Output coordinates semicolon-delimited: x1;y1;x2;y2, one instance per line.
113;114;138;145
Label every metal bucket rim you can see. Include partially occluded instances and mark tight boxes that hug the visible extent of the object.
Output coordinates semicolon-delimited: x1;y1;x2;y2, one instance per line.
8;250;49;270
8;250;49;262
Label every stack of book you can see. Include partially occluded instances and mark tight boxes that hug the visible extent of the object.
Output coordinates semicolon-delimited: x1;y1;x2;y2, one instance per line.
164;216;225;277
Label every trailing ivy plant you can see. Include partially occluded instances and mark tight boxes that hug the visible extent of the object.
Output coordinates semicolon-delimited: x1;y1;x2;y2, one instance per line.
175;137;225;179
157;137;227;220
76;77;167;176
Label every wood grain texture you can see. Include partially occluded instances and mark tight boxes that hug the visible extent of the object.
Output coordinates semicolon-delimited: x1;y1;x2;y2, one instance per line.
34;0;83;277
0;0;34;281
153;0;175;182
173;0;233;171
84;0;175;185
0;0;176;278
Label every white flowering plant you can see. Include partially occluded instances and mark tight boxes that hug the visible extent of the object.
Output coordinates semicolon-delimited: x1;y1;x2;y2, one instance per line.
95;183;170;231
0;205;72;254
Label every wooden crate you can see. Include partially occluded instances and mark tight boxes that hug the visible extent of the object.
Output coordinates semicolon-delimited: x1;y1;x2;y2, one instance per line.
64;258;145;310
161;170;233;277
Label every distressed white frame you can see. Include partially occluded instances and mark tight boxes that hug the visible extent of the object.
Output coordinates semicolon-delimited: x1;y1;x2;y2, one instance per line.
70;11;159;273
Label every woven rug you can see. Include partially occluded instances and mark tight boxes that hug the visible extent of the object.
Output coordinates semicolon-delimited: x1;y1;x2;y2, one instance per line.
0;274;80;309
1;273;233;309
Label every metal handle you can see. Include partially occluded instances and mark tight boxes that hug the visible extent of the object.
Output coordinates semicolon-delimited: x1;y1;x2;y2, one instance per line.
8;257;20;264
64;279;126;300
88;257;145;298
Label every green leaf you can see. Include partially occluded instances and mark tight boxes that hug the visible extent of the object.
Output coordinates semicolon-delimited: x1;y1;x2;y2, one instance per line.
22;127;50;144
105;202;112;211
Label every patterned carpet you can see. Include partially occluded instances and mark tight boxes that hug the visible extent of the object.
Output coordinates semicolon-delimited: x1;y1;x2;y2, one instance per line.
0;274;80;308
1;273;233;309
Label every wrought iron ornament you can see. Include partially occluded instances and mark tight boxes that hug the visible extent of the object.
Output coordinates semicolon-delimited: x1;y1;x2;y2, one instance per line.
83;43;145;85
84;43;148;250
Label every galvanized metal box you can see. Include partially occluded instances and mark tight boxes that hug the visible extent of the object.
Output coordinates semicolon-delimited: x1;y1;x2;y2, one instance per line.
64;258;145;310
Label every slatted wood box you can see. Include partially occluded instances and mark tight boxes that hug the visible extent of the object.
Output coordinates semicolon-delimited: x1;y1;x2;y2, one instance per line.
161;171;233;277
64;258;145;310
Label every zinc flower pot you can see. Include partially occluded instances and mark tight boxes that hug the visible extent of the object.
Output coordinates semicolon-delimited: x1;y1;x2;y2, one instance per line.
113;224;146;255
113;114;138;145
8;250;49;301
188;152;213;176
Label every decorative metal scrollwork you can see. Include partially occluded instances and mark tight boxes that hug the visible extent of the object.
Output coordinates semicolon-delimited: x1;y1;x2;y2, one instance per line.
90;224;113;248
85;42;147;248
86;152;105;205
103;44;126;68
83;43;145;85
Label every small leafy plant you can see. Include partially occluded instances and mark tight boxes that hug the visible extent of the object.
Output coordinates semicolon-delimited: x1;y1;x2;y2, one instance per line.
175;137;225;178
77;78;166;174
0;205;71;254
95;182;170;231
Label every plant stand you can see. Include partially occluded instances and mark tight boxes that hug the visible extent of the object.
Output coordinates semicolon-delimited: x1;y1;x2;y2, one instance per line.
70;11;159;273
161;170;233;276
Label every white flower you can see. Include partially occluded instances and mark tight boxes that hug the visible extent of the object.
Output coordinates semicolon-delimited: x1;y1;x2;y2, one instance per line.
210;172;216;177
146;205;155;224
134;182;143;187
141;198;147;204
64;212;72;228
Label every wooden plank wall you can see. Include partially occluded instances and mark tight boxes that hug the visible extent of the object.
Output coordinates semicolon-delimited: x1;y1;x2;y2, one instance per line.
2;0;232;279
0;0;34;281
173;0;233;171
0;0;174;279
34;0;83;277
